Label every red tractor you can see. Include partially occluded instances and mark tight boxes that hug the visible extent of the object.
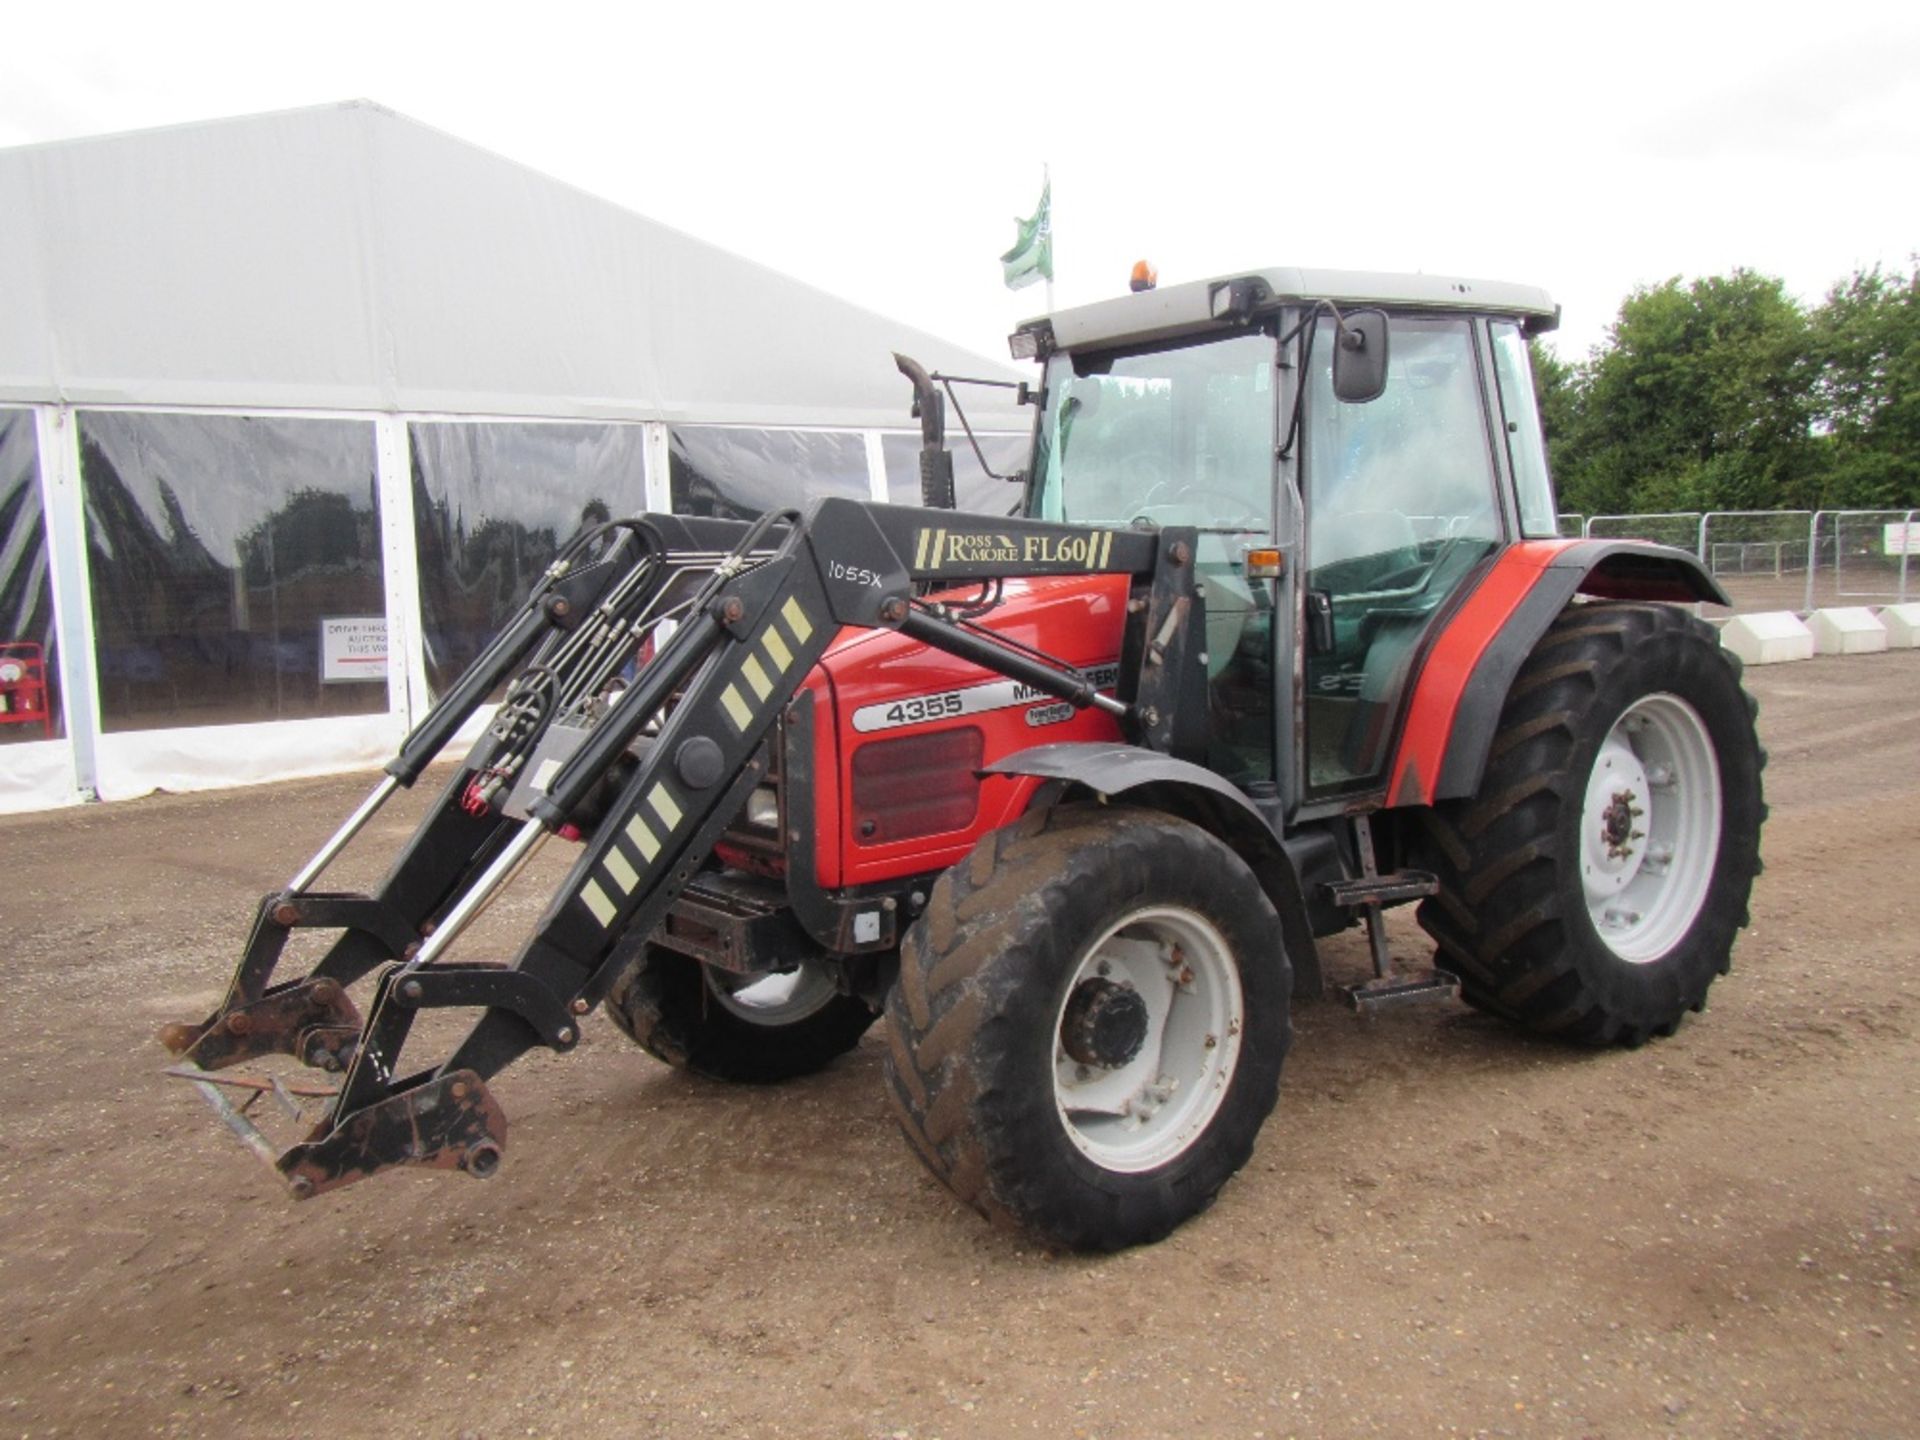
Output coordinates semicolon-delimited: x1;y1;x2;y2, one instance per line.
163;268;1763;1250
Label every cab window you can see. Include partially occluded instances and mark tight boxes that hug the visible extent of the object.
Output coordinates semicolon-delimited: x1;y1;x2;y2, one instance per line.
1489;321;1561;538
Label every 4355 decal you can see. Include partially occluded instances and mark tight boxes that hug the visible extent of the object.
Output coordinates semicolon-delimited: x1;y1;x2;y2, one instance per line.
852;664;1120;734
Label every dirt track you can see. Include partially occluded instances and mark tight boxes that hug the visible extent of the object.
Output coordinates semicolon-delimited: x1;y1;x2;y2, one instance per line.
2;652;1916;1439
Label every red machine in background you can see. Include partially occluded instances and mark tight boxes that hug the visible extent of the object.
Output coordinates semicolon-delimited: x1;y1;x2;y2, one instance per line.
0;641;52;738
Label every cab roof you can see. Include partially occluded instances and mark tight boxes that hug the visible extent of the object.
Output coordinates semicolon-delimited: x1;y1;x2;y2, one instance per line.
1014;266;1559;357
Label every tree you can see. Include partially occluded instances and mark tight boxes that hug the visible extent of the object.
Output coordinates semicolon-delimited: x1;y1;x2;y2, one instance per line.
1549;272;1817;517
1808;263;1919;509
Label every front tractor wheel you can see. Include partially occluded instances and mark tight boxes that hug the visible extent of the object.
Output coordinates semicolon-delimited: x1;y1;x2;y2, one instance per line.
883;807;1291;1251
1418;602;1765;1045
604;943;877;1083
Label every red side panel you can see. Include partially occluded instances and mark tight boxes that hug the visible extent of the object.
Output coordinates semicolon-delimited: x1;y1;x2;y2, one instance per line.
812;575;1131;889
1385;540;1579;807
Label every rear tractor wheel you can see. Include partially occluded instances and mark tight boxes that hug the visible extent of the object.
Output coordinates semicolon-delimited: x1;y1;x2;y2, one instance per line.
883;807;1292;1251
1418;602;1765;1045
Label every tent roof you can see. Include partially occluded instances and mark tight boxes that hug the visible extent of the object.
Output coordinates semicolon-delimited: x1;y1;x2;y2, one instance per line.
0;101;1026;429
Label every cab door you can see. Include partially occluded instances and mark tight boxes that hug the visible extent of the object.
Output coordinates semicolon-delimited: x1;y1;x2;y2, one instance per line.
1298;314;1506;797
1026;329;1284;788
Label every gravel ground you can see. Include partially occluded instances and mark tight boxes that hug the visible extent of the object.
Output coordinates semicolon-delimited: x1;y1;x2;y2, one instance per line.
0;650;1915;1440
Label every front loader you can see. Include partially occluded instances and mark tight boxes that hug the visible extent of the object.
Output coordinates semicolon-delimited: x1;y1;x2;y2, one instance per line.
164;266;1764;1249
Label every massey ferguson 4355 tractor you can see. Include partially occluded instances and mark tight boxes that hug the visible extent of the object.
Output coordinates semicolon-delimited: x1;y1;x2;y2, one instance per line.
162;268;1764;1250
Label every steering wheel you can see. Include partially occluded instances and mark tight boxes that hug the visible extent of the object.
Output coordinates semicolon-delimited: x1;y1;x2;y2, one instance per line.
1369;533;1473;595
1131;484;1266;531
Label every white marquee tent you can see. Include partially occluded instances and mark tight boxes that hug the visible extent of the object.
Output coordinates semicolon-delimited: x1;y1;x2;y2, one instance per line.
0;101;1031;812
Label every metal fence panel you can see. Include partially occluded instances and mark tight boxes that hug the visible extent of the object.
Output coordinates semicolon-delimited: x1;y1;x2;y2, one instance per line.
1583;512;1704;550
1822;509;1916;607
1536;508;1914;613
1700;510;1813;615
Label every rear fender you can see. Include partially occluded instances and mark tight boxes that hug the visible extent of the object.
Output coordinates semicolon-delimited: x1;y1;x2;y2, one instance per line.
1388;539;1726;807
984;743;1322;996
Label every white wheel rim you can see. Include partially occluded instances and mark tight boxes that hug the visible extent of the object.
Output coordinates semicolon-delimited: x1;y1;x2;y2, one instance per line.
1052;906;1245;1174
1580;693;1722;964
704;963;838;1026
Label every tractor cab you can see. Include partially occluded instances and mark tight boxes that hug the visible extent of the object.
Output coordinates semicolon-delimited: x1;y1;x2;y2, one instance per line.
1014;267;1563;812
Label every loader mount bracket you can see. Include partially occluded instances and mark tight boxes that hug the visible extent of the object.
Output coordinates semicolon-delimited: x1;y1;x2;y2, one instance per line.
279;1069;506;1199
158;974;362;1071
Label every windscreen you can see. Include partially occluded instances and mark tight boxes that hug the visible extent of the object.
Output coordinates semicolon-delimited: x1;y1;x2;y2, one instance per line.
1028;331;1275;532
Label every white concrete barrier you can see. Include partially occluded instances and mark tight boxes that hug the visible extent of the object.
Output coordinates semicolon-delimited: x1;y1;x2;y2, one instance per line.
1720;611;1815;665
1881;603;1920;648
1809;607;1889;655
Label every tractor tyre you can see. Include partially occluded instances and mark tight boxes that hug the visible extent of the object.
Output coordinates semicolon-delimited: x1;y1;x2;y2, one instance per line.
882;806;1291;1251
1416;602;1765;1045
604;943;877;1083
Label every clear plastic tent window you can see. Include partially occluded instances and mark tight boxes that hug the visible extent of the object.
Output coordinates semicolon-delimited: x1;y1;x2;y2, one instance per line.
410;420;650;696
78;412;385;732
668;428;869;522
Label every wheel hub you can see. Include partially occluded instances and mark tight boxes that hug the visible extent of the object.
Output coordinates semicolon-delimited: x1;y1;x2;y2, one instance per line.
1060;977;1150;1069
1600;788;1644;859
1578;695;1724;964
703;963;838;1026
1582;736;1652;898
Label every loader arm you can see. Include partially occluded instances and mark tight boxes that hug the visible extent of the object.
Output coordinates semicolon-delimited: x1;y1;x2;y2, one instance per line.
163;498;1199;1197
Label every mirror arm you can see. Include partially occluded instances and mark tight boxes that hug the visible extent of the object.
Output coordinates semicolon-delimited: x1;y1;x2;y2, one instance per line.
1276;310;1322;461
937;375;1019;484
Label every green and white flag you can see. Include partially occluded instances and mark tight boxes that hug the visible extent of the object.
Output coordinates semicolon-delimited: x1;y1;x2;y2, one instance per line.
1000;179;1052;291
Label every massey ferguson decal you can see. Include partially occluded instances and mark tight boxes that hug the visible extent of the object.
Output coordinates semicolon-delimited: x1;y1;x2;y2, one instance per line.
852;664;1120;734
912;526;1119;572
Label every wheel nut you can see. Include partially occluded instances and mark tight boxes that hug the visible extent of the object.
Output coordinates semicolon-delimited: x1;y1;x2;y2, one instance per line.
225;1012;252;1036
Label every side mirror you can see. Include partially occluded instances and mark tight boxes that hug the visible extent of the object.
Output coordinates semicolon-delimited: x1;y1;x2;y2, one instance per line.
1331;309;1389;404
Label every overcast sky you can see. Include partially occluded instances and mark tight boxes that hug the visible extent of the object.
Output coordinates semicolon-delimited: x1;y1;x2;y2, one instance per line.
3;1;1915;369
